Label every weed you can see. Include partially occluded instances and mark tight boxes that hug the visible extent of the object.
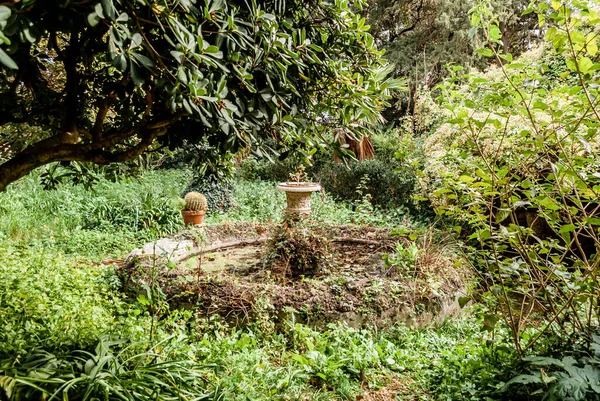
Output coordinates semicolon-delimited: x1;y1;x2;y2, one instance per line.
383;241;419;275
0;335;218;401
504;334;600;401
266;219;332;278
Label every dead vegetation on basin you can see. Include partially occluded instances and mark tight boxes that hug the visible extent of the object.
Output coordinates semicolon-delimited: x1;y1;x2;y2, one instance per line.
121;222;470;328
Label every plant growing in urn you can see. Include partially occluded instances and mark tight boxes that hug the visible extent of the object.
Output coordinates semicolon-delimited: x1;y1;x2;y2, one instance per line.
276;165;321;218
181;192;208;226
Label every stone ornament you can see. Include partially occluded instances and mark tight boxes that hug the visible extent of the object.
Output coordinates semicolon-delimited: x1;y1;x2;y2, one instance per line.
276;182;322;217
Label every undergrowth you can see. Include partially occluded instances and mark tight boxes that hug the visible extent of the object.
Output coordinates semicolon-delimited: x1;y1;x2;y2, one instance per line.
0;314;519;401
0;169;517;400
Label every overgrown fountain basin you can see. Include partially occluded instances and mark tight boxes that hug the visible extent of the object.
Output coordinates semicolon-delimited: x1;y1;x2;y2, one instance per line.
121;223;469;328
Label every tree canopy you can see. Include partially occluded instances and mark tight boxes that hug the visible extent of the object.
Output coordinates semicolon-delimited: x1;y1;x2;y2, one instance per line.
0;0;400;191
366;0;538;119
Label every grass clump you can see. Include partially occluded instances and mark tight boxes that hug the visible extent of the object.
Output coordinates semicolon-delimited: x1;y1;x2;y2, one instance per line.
0;169;190;259
0;336;218;401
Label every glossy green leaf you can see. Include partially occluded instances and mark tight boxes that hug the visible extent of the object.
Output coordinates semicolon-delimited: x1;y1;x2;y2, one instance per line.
0;47;17;69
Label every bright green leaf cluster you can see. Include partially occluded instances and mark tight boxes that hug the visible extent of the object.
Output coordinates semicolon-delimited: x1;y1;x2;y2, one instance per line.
427;0;600;353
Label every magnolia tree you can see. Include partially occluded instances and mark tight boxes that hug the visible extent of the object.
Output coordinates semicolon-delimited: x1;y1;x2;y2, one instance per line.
0;0;400;191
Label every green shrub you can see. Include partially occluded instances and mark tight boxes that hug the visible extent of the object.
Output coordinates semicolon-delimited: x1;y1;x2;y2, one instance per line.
428;1;600;354
203;178;406;227
212;179;285;222
0;243;137;355
184;174;234;213
238;132;430;217
312;158;418;210
505;334;600;401
83;192;182;234
0;170;189;258
383;241;419;275
383;319;519;400
237;154;297;182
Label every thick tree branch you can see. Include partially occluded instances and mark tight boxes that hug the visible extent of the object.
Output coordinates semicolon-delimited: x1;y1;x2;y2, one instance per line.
88;129;164;164
0;115;181;191
389;24;416;42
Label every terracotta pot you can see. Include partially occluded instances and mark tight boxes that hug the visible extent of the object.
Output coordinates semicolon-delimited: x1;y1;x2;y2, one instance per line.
181;210;206;226
276;182;321;218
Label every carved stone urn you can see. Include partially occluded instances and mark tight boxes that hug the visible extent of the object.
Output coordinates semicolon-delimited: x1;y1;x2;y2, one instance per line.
276;182;321;218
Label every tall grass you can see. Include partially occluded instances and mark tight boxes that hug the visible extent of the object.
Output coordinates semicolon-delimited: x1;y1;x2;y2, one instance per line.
0;170;404;260
207;179;406;227
0;169;191;258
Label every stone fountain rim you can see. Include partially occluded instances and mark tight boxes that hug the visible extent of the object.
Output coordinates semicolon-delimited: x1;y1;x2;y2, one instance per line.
276;182;321;192
121;222;470;329
124;223;394;269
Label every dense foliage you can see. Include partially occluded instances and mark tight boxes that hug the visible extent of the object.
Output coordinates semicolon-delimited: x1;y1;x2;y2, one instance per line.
4;1;600;400
185;173;235;212
0;0;401;191
428;0;600;357
0;169;520;401
365;0;538;118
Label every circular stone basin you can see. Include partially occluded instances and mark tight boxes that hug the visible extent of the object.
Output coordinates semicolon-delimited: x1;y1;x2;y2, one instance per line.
122;223;469;328
178;245;264;275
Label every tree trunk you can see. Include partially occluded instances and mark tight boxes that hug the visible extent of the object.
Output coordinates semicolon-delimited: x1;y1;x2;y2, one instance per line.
0;124;172;191
0;153;44;192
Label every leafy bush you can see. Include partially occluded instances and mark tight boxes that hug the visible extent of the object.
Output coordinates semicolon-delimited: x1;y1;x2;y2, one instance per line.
184;174;235;213
202;178;406;227
503;333;600;401
383;241;419;275
237;152;303;182
507;355;600;400
286;323;392;397
383;320;519;400
0;244;137;356
214;179;286;222
313;158;418;210
428;1;600;353
83;192;182;234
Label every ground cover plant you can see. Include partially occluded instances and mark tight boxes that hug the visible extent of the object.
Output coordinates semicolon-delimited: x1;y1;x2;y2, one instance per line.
0;166;518;401
4;0;600;400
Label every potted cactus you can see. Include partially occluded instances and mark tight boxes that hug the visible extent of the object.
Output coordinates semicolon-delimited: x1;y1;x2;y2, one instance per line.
181;192;208;225
276;165;321;218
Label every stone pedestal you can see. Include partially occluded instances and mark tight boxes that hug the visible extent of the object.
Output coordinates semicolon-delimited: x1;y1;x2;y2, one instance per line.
276;182;321;218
